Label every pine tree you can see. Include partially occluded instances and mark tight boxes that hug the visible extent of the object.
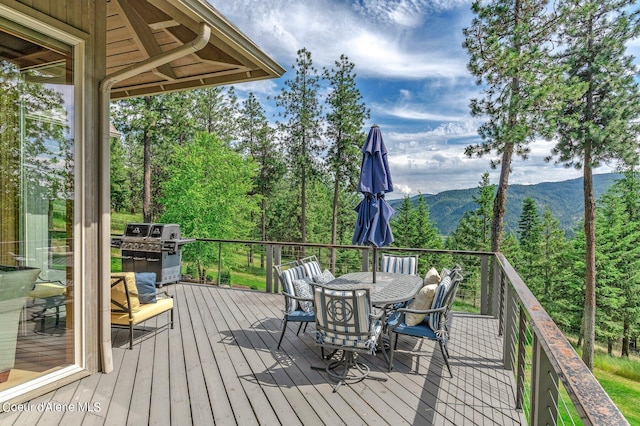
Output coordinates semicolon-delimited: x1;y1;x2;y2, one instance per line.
414;194;443;271
596;171;640;357
517;197;542;289
446;173;496;306
324;54;369;270
275;48;324;247
463;0;563;258
550;0;640;369
539;206;567;301
392;196;417;248
237;93;285;260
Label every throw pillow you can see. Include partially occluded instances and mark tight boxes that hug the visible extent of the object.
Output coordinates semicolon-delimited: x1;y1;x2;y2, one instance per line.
134;272;157;304
110;272;141;313
405;284;438;326
313;269;335;284
292;279;313;312
423;267;440;286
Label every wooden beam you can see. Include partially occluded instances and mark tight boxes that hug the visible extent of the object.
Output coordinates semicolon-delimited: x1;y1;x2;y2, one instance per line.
147;0;250;67
115;0;177;81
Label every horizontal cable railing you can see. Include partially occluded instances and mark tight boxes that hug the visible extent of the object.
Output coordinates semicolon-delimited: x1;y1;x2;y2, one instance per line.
494;252;627;426
110;237;627;425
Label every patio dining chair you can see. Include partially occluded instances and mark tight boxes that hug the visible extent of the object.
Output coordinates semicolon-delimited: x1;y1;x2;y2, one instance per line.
386;268;463;377
380;254;418;275
311;284;388;392
274;259;316;349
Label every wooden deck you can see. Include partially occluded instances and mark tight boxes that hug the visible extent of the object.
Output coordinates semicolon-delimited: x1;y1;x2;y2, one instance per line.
1;283;525;425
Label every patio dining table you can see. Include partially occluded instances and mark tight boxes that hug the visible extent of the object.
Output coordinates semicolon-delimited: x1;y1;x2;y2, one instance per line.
324;271;423;306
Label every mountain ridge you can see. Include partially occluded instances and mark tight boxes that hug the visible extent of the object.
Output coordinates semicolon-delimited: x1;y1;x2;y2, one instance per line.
389;173;622;236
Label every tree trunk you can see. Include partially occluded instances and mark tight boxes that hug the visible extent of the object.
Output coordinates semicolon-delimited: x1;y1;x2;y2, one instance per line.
622;319;630;358
142;125;152;223
300;137;307;257
582;161;596;371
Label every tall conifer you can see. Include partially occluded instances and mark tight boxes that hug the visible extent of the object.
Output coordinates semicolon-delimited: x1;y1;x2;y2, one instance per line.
550;0;640;369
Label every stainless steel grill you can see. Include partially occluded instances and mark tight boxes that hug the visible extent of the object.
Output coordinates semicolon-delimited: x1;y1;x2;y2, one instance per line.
111;223;194;286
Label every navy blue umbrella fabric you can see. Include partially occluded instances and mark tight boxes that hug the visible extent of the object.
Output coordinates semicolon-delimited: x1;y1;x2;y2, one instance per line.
352;125;395;248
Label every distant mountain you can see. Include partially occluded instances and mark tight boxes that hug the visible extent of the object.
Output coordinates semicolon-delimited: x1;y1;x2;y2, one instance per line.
390;173;622;237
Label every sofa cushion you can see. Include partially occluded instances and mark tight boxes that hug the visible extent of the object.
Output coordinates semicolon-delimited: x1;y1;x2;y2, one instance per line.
111;272;140;313
405;284;438;326
134;272;157;304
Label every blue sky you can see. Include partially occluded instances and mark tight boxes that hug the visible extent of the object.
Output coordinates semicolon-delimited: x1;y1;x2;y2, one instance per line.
209;0;635;198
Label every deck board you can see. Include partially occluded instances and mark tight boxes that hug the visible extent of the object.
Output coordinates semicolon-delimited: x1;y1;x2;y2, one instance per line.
1;283;525;425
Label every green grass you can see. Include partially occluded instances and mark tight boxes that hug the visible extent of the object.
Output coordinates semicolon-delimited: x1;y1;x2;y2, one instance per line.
594;369;640;425
594;352;640;381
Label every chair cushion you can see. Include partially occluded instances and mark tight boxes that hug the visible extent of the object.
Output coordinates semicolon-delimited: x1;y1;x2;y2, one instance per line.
429;275;452;330
302;260;322;278
111;294;173;325
134;272;157;304
405;284;438;326
280;265;307;312
292;279;313;312
423;267;440;286
29;282;66;299
312;269;335;284
314;288;376;351
382;255;417;275
111;272;140;313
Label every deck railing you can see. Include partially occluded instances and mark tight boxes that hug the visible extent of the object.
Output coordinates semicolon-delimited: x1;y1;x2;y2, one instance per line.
119;238;628;426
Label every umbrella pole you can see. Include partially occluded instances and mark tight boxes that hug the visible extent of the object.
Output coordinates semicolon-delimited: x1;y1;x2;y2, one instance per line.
373;246;377;283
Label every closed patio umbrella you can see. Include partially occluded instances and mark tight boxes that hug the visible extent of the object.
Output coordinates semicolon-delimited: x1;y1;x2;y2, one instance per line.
352;125;395;282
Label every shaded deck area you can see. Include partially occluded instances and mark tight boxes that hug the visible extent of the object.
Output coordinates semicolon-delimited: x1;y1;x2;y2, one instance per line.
1;283;525;425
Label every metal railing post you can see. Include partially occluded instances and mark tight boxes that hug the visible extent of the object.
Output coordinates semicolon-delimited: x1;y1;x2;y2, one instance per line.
516;307;527;410
530;333;559;426
217;242;222;285
362;248;369;272
481;255;489;315
498;270;506;336
502;281;517;371
273;245;282;293
492;256;501;317
266;244;273;293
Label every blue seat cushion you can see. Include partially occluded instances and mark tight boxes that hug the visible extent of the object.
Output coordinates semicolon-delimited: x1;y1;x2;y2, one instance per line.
285;310;315;321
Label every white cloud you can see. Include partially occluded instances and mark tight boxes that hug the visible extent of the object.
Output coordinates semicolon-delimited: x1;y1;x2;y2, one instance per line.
210;0;621;197
209;0;470;80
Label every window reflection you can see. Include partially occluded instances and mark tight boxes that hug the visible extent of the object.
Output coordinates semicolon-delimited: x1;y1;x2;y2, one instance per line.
0;28;74;391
